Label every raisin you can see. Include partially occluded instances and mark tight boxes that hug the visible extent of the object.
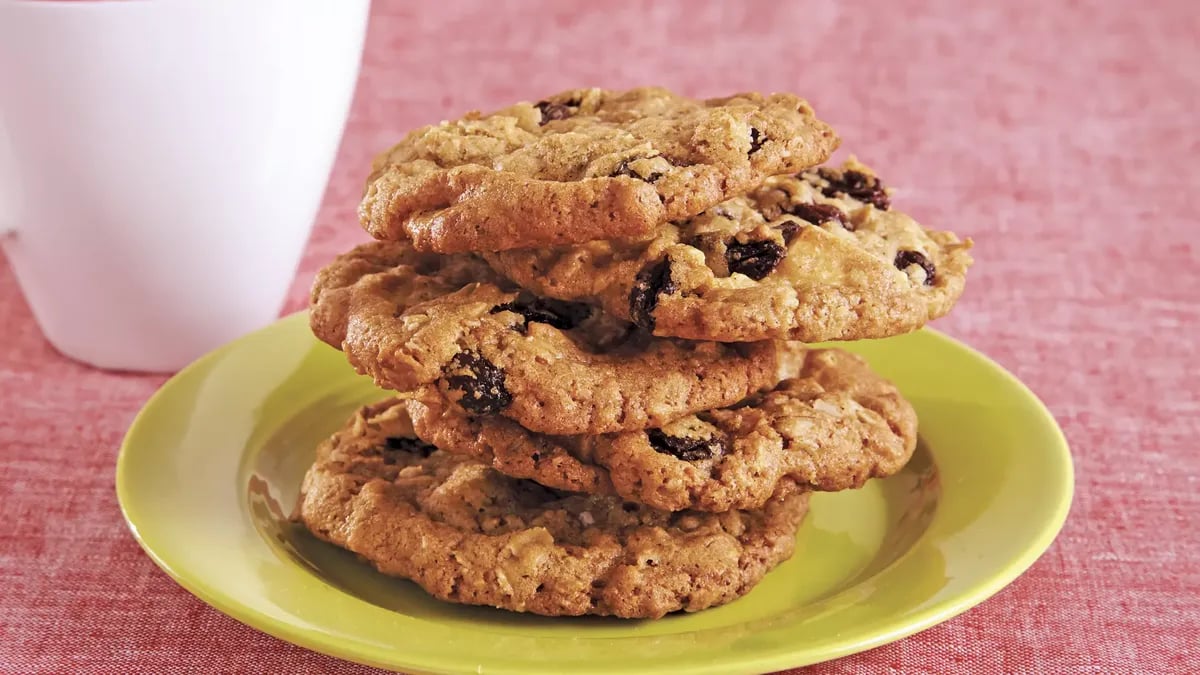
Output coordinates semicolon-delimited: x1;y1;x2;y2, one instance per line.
894;250;937;285
629;258;677;330
490;296;592;333
444;351;512;414
788;202;849;229
725;240;786;280
385;436;438;457
535;100;572;125
777;220;803;244
612;157;663;183
816;168;890;210
748;127;766;154
382;436;436;463
646;429;728;461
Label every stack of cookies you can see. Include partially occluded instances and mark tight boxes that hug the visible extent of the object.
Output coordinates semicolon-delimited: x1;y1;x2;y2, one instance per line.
295;87;973;619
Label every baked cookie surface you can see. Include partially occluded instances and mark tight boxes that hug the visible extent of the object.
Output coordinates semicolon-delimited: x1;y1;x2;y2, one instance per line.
360;87;838;253
295;399;810;619
407;349;917;512
485;158;973;342
309;240;803;435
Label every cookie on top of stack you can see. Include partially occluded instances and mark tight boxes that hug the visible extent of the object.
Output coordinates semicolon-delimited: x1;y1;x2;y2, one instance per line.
295;87;974;619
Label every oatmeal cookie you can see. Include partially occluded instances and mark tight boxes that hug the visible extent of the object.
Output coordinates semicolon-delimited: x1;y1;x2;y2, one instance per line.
295;399;810;618
309;240;804;435
485;158;973;342
361;87;837;253
407;349;916;512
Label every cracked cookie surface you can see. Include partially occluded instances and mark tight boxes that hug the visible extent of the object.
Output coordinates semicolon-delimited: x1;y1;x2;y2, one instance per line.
407;349;917;512
360;86;838;253
294;399;810;619
485;158;973;342
309;240;804;435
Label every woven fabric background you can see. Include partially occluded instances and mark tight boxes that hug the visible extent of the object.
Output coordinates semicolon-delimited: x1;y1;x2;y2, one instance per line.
2;1;1197;673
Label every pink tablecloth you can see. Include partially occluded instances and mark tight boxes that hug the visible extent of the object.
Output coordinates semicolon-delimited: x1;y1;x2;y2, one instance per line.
2;1;1198;672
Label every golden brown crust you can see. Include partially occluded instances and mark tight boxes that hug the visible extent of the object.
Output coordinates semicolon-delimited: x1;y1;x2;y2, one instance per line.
295;400;810;619
309;240;805;435
361;87;838;253
485;158;973;342
361;166;664;254
407;349;917;512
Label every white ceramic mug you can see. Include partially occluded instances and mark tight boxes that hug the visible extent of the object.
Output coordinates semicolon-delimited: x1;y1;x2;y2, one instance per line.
0;0;369;371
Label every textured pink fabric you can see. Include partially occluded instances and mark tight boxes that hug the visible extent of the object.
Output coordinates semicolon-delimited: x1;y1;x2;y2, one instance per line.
2;1;1198;673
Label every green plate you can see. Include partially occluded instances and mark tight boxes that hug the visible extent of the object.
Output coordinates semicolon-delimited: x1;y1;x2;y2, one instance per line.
116;312;1072;674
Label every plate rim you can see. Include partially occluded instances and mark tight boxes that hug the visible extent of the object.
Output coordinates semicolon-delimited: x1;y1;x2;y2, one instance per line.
116;312;1074;674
